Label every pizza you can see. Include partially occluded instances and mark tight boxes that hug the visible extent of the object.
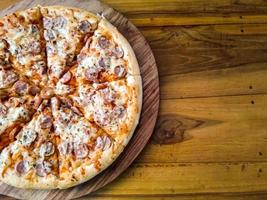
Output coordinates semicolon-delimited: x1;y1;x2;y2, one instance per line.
0;6;142;189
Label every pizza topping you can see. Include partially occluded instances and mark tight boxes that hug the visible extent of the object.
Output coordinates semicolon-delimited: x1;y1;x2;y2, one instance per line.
49;63;65;79
74;143;89;159
0;90;8;100
37;99;48;112
60;97;73;108
94;110;110;126
41;87;54;99
96;135;112;151
0;104;7;116
58;141;73;156
6;97;22;108
77;52;87;63
30;95;43;110
58;111;73;125
36;161;52;177
114;65;127;78
60;71;72;84
51;97;60;112
13;81;28;95
28;85;40;96
29;24;39;34
114;106;126;118
102;88;115;104
18;129;37;147
54;16;67;29
71;106;83;116
0;70;18;89
98;57;108;70
98;36;110;49
40;116;52;129
44;30;57;41
0;58;11;70
33;60;47;75
55;82;74;95
85;68;99;82
0;45;11;69
28;40;41;54
43;17;53;29
78;20;91;33
40;142;55;157
66;53;75;66
46;43;56;54
113;46;124;58
20;38;41;55
15;160;29;175
0;39;8;49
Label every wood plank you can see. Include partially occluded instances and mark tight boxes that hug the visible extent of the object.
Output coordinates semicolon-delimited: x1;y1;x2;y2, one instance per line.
140;24;267;76
104;0;267;15
89;162;267;195
2;1;267;26
103;0;267;14
135;94;267;163
160;62;267;99
130;14;267;26
3;0;267;15
76;193;267;200
3;193;267;200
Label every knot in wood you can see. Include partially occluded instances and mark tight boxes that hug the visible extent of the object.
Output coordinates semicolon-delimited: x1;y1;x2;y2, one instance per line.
153;119;184;144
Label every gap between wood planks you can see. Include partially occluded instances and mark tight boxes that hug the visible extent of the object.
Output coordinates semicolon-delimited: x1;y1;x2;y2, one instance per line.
141;24;267;77
160;93;267;100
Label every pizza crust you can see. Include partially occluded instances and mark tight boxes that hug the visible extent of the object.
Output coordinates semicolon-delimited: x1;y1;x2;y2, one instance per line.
1;170;58;189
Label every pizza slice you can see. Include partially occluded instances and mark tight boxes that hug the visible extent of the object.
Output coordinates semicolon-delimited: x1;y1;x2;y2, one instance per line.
76;19;140;84
0;104;59;189
40;6;99;84
0;7;48;86
50;96;123;188
71;76;142;145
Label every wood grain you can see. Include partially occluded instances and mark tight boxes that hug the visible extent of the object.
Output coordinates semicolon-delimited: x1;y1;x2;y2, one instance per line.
137;94;267;163
140;24;267;76
5;193;267;200
0;0;159;199
92;162;267;195
160;62;267;99
3;0;267;26
2;0;267;14
1;0;267;200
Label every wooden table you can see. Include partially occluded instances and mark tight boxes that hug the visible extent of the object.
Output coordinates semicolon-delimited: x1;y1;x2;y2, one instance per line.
1;0;267;199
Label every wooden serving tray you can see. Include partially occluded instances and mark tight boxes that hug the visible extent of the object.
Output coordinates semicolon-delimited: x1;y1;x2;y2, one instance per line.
0;0;159;199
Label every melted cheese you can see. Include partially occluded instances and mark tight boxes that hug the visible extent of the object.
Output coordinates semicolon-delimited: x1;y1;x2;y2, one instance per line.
0;70;17;89
0;147;10;166
55;82;72;95
10;141;20;154
0;107;30;134
54;108;97;145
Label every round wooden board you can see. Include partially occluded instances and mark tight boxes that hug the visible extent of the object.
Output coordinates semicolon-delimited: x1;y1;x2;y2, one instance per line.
0;0;159;199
